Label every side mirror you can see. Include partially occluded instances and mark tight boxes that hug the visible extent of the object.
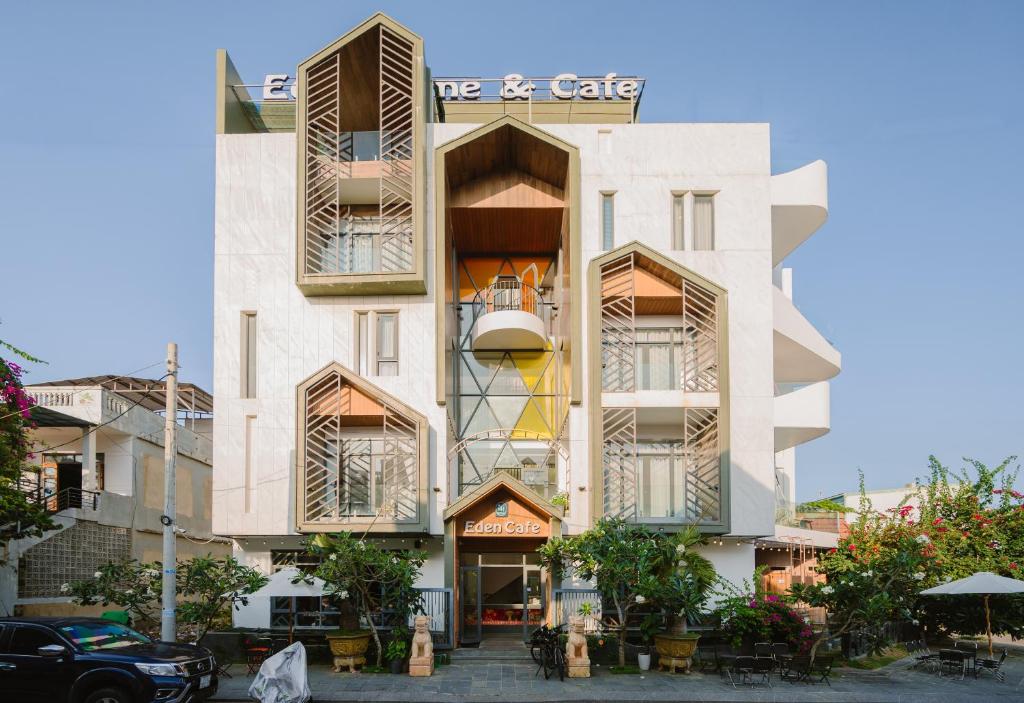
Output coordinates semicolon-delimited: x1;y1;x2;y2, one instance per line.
38;644;67;658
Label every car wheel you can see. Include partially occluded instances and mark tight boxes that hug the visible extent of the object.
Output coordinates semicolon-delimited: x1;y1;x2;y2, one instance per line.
84;687;131;703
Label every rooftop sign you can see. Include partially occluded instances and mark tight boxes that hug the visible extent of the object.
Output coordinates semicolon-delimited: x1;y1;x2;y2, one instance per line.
256;73;643;104
434;74;640;101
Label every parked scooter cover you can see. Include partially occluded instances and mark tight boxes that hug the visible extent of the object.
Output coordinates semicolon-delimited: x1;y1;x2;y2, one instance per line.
248;642;312;703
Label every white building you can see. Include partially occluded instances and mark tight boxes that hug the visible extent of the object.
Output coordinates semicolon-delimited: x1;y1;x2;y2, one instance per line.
212;13;841;642
4;376;228;617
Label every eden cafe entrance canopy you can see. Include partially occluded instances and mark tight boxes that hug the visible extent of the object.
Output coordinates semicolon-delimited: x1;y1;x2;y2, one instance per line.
443;473;563;644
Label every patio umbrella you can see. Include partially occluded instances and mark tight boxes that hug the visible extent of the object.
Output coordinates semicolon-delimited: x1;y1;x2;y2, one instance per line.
920;571;1024;657
248;567;328;643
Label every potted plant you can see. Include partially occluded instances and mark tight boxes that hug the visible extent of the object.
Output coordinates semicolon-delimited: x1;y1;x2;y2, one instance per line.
386;632;409;674
652;526;716;674
309;532;427;671
637;614;659;670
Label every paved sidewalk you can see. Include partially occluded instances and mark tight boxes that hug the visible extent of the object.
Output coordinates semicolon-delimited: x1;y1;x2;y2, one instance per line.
212;654;1024;702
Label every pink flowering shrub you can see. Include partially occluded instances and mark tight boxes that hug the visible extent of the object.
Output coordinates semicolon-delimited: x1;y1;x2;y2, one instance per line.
712;577;815;652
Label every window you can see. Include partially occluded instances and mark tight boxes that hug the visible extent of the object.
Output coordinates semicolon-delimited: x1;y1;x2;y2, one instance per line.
637;442;688;519
58;622;148;651
241;311;257;398
636;328;685;390
601;192;615;249
672;194;685;249
9;626;60;655
244;415;256;513
376;313;398;376
693;194;715;250
356;312;369;375
355;311;399;376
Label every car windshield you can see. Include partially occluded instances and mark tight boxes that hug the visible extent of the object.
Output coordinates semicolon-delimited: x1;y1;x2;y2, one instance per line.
59;622;151;651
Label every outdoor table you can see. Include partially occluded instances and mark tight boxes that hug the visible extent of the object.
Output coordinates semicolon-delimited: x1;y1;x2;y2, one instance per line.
938;649;976;679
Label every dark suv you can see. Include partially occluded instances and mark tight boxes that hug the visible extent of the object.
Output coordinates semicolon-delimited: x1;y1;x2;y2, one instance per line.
0;617;218;703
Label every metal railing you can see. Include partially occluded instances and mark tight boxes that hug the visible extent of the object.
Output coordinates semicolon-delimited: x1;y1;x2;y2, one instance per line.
22;485;101;514
477;280;543;316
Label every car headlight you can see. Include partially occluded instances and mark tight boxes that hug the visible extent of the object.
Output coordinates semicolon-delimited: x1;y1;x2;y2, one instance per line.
134;662;185;676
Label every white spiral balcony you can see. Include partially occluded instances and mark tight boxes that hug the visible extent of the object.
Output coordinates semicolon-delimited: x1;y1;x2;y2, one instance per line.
470;280;547;351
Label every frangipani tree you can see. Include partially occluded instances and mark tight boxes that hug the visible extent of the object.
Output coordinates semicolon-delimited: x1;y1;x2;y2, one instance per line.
307;532;426;667
539;518;715;667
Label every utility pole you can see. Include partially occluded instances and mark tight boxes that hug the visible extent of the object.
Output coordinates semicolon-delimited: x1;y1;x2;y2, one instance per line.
161;342;178;642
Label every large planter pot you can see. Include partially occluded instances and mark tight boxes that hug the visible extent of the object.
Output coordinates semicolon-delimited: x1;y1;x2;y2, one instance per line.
654;632;700;674
325;632;371;673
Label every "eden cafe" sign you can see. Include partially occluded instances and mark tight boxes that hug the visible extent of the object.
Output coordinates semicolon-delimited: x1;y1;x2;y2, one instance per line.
463;518;543;536
435;73;640;101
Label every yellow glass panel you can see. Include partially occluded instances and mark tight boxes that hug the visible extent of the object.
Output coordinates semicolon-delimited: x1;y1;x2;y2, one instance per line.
515;398;554;438
510;351;550;393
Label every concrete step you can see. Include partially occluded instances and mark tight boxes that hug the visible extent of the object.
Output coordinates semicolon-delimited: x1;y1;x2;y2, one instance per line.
451;639;534;662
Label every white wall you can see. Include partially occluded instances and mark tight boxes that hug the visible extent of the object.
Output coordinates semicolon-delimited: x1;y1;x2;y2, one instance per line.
214;122;778;550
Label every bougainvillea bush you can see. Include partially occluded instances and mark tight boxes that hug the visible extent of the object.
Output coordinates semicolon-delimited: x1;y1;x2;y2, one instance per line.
713;574;815;653
914;456;1024;639
0;340;56;564
795;457;1024;651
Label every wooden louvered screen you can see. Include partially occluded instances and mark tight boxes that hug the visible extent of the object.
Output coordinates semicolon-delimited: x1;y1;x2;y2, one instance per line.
303;51;347;276
602;407;637;519
377;25;415;273
682;280;718;392
684;408;720;522
600;255;635;392
302;369;419;525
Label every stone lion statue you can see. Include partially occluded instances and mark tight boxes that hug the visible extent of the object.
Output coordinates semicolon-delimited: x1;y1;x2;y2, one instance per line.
566;615;589;662
411;615;433;660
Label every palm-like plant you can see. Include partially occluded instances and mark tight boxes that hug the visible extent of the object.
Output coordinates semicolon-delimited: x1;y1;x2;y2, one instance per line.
660;525;717;634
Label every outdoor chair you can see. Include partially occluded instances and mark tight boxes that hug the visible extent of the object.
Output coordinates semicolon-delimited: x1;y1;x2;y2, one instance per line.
909;640;939;671
780;655;811;684
726;656;756;688
976;650;1007;683
939;649;969;679
754;641;773;659
244;636;274;675
809;654;834;686
696;644;720;673
751;656;774;687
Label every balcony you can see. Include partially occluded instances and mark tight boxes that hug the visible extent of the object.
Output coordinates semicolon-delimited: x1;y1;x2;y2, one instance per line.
771;160;828;265
773;287;841;383
774;381;831;451
470;279;548;351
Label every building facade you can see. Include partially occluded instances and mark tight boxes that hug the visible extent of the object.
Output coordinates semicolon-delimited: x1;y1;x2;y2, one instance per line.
4;377;228;617
213;13;841;642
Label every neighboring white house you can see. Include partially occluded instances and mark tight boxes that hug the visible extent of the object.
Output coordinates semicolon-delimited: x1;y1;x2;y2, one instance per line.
212;12;841;643
2;376;229;617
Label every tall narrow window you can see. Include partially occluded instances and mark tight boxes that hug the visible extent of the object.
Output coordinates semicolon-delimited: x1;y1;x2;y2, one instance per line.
241;312;257;398
672;194;685;249
693;194;715;250
376;313;399;376
355;312;369;375
601;193;615;250
244;414;256;512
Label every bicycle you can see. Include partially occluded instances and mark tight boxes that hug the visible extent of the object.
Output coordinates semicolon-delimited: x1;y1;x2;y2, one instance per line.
530;624;566;681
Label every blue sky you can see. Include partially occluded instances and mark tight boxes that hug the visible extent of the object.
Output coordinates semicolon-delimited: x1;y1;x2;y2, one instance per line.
1;1;1021;500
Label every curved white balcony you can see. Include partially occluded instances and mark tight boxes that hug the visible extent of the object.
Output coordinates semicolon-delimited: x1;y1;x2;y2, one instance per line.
775;381;831;451
772;160;828;265
470;281;547;351
774;287;841;383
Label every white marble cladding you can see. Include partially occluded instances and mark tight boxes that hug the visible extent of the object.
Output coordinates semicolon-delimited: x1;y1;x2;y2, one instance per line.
214;123;778;541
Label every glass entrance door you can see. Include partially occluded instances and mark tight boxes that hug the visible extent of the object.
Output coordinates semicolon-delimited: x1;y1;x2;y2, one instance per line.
523;569;544;641
460;566;481;644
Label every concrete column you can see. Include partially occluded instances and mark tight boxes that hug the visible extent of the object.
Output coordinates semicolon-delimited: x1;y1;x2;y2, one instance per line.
81;427;98;492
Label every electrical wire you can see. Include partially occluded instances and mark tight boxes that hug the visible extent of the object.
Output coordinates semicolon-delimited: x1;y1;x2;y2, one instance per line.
0;360;165;423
